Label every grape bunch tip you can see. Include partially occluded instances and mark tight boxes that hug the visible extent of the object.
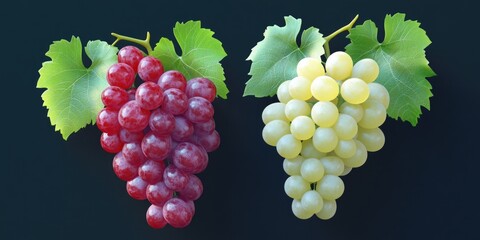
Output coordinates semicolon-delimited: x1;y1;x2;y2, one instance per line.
97;45;220;229
262;51;389;220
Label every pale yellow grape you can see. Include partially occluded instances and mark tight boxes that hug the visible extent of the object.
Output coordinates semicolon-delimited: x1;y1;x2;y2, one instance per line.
311;76;339;101
319;156;345;176
339;102;364;122
300;158;325;183
351;58;379;83
290;116;315;140
276;134;302;159
316;175;345;200
368;83;390;108
333;114;358;140
301;190;324;214
285;99;310;121
262;120;290;146
284;175;310;199
315;200;337;220
325;51;353;80
334;139;357;159
301;139;327;159
292;199;314;219
341;78;370;104
311;101;339;127
262;102;288;124
343;140;368;168
283;156;305;176
357;127;385;152
358;99;387;129
277;80;293;103
289;76;312;100
340;167;352;176
297;57;325;80
312;127;338;153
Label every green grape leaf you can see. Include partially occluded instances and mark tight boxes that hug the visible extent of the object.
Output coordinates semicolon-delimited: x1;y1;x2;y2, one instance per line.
37;37;118;140
152;20;228;99
345;13;435;126
244;16;325;97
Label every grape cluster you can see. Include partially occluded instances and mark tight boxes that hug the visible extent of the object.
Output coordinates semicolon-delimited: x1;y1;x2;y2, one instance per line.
96;46;220;229
262;51;389;220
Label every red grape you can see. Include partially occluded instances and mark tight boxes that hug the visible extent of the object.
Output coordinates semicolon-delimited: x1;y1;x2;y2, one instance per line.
158;70;187;91
112;152;138;181
118;46;143;72
100;132;124;153
141;132;171;160
172;116;194;142
101;86;129;110
163;165;189;192
118;101;151;132
162;88;188;115
146;205;168;229
184;97;214;123
138;56;164;82
186;77;216;102
149;109;175;136
119;128;144;143
138;160;165;184
126;176;148;200
172;142;208;173
96;108;121;134
162;198;194;228
107;63;135;89
135;82;164;110
146;181;173;206
178;175;203;201
122;142;146;167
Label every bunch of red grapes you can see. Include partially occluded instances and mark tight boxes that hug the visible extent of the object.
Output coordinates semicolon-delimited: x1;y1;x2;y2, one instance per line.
96;46;220;229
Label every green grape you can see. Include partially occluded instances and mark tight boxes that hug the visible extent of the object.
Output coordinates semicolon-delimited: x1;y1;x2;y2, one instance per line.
339;102;364;122
301;139;327;159
315;200;337;220
313;127;338;153
334;139;357;159
316;175;345;200
262;102;288;124
285;99;310;121
301;190;323;214
358;99;387;129
292;199;314;219
325;51;353;81
333;113;358;140
283;156;305;176
289;76;312;100
290;116;315;140
284;175;310;199
357;127;385;152
297;57;325;80
341;78;370;104
343;140;368;168
276;134;302;159
351;58;379;83
311;101;339;127
319;156;345;176
277;80;293;103
340;167;352;176
311;76;339;101
368;82;390;108
300;158;325;183
262;120;290;146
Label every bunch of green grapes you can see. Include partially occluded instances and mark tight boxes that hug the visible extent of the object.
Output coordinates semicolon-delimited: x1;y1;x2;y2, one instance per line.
262;51;389;220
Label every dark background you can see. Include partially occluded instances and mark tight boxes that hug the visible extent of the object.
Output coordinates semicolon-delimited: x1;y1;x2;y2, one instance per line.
1;0;478;239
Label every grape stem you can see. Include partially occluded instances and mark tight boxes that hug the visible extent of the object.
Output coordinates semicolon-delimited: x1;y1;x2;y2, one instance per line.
111;32;153;55
323;14;359;58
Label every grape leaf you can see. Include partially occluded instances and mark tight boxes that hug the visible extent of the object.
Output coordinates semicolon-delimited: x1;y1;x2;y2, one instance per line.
152;21;228;99
345;13;435;126
244;16;325;97
37;37;118;140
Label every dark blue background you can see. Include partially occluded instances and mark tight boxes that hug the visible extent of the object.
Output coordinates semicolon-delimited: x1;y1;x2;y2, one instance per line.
1;0;478;239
